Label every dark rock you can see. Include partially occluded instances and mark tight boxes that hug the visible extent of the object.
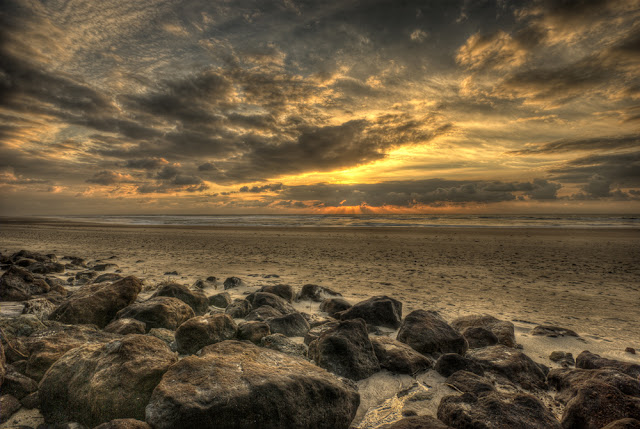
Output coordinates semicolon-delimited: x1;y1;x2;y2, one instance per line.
371;336;433;375
223;276;242;290
2;365;38;399
397;310;468;357
576;351;640;378
257;284;294;302
245;305;284;321
93;263;119;272
15;258;37;267
303;313;337;328
320;298;352;318
379;416;451;429
20;391;39;409
192;279;206;289
62;256;86;267
207;292;231;308
549;351;575;367
146;341;359;429
0;340;5;388
601;419;640;429
446;370;495;396
547;367;640;404
115;297;195;331
93;419;152;429
27;261;65;274
75;270;98;285
461;327;499;349
531;325;579;337
22;297;57;320
340;296;402;329
467;345;547;390
437;392;562;429
174;314;238;355
237;321;270;344
205;276;217;283
224;299;252;319
0;266;50;301
10;250;51;263
94;273;123;283
304;321;340;345
151;282;209;316
434;353;484;377
247;292;296;315
451;314;516;348
260;333;308;358
626;348;637;355
147;329;175;349
163;271;178;276
266;312;310;337
0;394;21;422
104;318;146;335
49;276;143;328
296;284;342;302
39;335;177;427
308;319;380;381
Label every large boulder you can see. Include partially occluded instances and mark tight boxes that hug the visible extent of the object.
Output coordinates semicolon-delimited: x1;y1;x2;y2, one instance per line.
257;284;294;302
0;266;50;301
304;321;340;345
49;276;143;328
2;365;38;399
245;305;284;322
339;296;402;329
548;367;640;404
437;392;562;429
461;327;500;349
22;297;58;320
224;299;252;319
266;312;310;337
308;319;380;381
320;298;352;318
145;340;360;429
0;394;21;422
223;276;242;290
467;345;547;390
151;283;209;316
104;318;146;335
451;314;516;348
296;284;342;302
9;250;52;263
115;297;195;331
576;351;640;378
370;336;433;375
237;321;270;344
208;292;231;308
397;310;468;357
174;314;238;355
446;370;496;396
260;333;308;359
40;335;177;427
434;353;484;377
248;292;296;315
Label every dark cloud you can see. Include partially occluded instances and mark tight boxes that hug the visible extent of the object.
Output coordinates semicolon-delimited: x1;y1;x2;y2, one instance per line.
123;158;169;170
239;183;284;193
86;170;132;185
512;134;640;155
549;151;640;186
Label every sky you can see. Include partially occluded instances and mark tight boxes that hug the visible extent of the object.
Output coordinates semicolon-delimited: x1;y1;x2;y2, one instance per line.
1;0;639;215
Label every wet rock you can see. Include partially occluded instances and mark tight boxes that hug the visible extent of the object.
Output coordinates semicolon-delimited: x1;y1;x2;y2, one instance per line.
257;284;294;302
93;263;119;272
437;392;562;429
601;419;640;429
397;310;468;357
50;276;143;328
467;345;547;390
151;282;209;316
451;314;516;348
174;314;237;355
296;284;342;302
531;325;579;337
0;394;21;422
93;419;152;429
2;365;38;399
40;335;177;427
224;299;252;319
104;318;146;336
434;353;484;377
340;296;402;329
461;327;500;349
94;273;123;283
371;336;433;375
247;292;296;315
446;370;495;396
547;367;640;404
115;297;195;332
549;351;575;367
0;266;50;301
308;319;380;381
145;341;359;429
576;351;640;378
379;415;452;429
320;298;352;318
304;321;340;345
223;276;242;290
260;333;308;358
237;321;270;344
207;292;231;308
22;298;57;320
266;312;310;337
245;305;284;321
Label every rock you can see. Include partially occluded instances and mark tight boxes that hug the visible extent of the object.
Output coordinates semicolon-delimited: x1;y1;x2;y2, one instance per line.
379;415;452;429
461;327;499;349
296;284;342;302
437;392;562;429
20;391;39;409
446;370;495;396
601;419;640;429
93;263;119;272
151;282;209;316
145;340;359;429
0;341;4;388
627;348;637;355
303;313;337;328
62;255;86;267
192;279;206;289
257;284;294;302
207;292;231;308
39;335;177;427
224;299;252;319
308;319;380;381
22;298;57;320
576;351;640;378
260;333;308;358
371;336;433;375
339;296;402;329
397;310;468;357
266;312;310;337
147;329;175;349
27;261;65;274
10;250;51;263
237;321;270;344
434;353;484;377
547;367;640;404
0;314;47;341
531;325;579;337
320;298;352;318
245;305;284;321
94;273;123;283
0;394;21;422
467;345;547;390
223;276;242;290
174;314;237;355
2;365;38;399
205;276;217;283
304;321;340;345
549;351;575;367
104;318;146;335
248;292;296;314
49;276;143;328
14;257;37;267
451;314;516;348
163;271;178;276
0;266;50;301
93;419;152;429
75;270;99;285
115;297;195;331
